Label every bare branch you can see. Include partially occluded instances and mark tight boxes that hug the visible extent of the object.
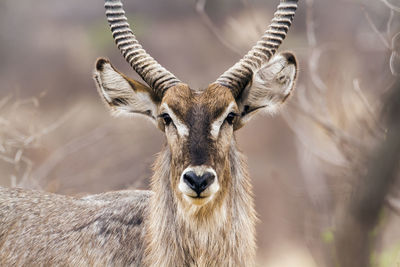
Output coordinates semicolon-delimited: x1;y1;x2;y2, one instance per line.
335;79;400;267
309;47;329;92
305;0;317;47
387;9;395;37
352;79;385;133
390;32;400;76
14;149;23;163
306;0;330;93
24;125;112;189
362;7;391;49
195;0;243;56
378;0;400;13
290;102;366;152
23;110;74;147
0;94;76;187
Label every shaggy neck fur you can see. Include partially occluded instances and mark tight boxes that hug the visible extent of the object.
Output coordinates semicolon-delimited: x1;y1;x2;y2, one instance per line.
144;139;257;267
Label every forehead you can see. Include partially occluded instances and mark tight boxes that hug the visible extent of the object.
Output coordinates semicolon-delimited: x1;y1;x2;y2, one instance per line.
162;84;236;121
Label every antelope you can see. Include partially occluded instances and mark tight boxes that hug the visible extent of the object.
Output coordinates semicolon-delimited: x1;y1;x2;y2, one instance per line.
0;0;298;266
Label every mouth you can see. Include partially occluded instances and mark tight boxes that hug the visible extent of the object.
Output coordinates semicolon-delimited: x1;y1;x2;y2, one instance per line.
189;196;207;199
182;193;212;206
189;195;207;199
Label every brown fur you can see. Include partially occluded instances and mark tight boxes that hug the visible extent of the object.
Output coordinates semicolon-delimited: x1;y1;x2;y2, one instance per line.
0;52;297;266
145;145;256;267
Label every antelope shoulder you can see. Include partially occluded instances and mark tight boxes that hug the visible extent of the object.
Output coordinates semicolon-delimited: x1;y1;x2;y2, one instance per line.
0;187;151;266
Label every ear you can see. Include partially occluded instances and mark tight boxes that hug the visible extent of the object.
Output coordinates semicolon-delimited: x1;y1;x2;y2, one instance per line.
93;58;160;122
235;52;297;126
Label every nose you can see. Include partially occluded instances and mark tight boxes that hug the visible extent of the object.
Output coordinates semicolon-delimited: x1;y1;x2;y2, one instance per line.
183;171;215;196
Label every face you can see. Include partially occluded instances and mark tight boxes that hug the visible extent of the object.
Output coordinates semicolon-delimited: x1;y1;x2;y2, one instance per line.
93;52;297;209
159;84;238;206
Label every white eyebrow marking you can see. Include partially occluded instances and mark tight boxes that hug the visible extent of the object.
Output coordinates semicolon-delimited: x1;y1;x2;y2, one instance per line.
161;103;189;137
210;102;236;139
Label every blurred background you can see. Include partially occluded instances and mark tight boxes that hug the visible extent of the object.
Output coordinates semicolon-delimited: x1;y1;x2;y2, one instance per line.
0;0;399;266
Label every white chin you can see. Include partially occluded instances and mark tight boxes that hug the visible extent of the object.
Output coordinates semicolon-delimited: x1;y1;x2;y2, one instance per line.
182;194;213;206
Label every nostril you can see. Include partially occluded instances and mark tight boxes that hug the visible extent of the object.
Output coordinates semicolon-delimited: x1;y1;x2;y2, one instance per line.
183;171;198;191
199;172;215;191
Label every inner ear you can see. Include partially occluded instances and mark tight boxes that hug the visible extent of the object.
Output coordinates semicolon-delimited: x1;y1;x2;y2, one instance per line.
93;58;161;122
235;52;298;125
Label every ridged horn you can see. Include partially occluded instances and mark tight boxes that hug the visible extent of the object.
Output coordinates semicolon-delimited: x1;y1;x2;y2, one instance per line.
215;0;298;97
104;0;181;97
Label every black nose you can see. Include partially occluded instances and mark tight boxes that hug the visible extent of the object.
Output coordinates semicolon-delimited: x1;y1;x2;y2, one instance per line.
183;171;215;196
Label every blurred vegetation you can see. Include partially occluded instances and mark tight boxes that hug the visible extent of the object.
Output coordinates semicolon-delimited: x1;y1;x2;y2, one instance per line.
0;0;399;266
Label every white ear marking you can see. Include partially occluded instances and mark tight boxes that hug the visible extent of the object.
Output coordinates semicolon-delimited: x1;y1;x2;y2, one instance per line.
237;52;297;120
93;60;159;122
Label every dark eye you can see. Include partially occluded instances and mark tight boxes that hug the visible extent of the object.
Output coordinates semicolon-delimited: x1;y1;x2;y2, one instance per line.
160;113;172;126
225;112;237;125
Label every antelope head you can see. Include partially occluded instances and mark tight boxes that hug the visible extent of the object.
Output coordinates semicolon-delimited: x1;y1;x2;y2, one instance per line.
94;0;298;211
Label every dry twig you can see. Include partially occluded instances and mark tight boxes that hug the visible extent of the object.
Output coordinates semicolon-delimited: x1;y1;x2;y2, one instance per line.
24;124;112;189
0;95;74;187
378;0;400;13
362;7;391;49
195;0;242;56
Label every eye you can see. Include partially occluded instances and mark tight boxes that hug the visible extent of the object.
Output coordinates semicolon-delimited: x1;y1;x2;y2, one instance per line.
160;113;172;126
225;112;237;125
